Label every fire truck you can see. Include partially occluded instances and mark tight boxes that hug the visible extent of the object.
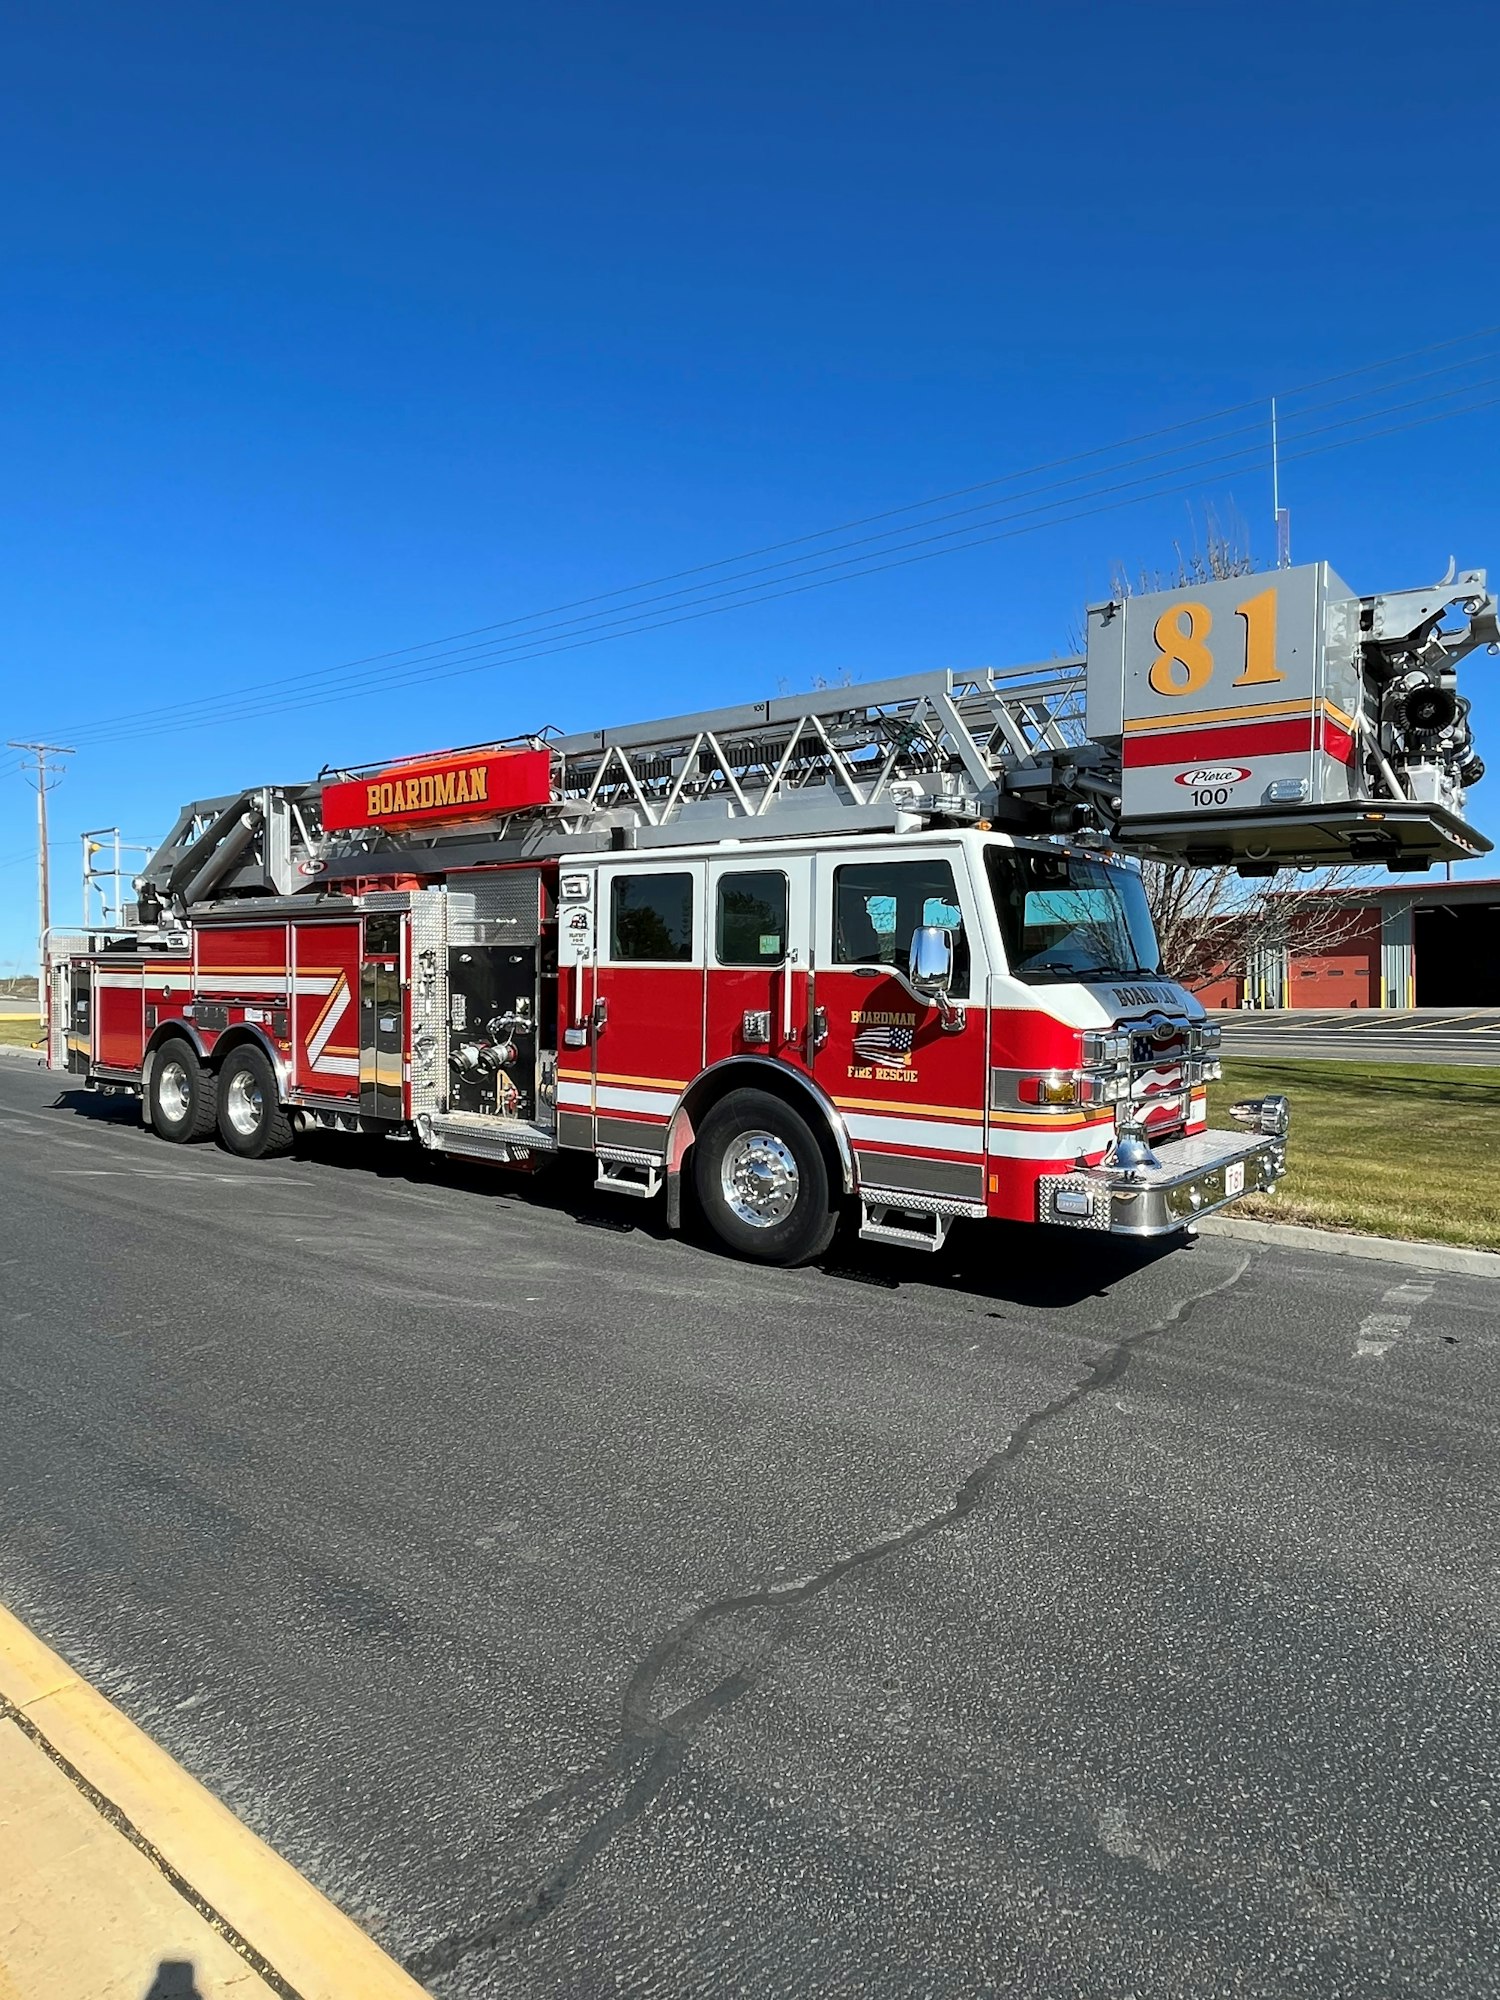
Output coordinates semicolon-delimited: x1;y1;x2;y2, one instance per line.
49;559;1496;1264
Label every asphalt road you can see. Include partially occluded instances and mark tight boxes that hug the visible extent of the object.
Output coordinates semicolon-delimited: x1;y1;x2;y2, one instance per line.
1213;1007;1500;1066
2;1056;1497;1999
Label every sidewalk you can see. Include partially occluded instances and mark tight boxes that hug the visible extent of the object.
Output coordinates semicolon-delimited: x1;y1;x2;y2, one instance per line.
0;1606;426;2000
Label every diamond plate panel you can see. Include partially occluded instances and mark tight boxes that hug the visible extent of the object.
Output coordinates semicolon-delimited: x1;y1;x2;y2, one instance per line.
408;887;448;1115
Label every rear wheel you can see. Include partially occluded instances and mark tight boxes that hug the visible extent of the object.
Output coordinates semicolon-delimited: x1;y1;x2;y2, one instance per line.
215;1044;294;1160
147;1038;216;1144
692;1088;839;1266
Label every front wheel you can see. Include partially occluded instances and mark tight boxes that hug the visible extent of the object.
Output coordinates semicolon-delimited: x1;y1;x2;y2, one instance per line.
692;1088;839;1266
215;1045;294;1160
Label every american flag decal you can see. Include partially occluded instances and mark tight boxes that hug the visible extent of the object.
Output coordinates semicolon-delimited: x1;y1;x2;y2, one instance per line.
853;1024;914;1066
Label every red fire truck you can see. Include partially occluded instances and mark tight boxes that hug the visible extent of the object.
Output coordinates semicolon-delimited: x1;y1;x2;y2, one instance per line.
49;560;1495;1263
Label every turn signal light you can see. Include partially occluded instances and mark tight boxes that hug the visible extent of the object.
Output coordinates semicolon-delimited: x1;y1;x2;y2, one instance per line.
1018;1073;1080;1105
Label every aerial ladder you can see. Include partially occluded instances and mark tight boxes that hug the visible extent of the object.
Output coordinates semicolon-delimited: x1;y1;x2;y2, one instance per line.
128;558;1496;924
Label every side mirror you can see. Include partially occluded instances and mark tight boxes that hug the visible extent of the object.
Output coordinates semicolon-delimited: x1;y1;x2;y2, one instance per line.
908;925;954;994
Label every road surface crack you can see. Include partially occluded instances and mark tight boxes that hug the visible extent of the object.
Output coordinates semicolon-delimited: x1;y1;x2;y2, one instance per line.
404;1254;1253;1984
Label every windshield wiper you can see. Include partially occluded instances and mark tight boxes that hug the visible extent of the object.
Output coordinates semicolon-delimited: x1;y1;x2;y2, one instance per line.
1019;957;1154;982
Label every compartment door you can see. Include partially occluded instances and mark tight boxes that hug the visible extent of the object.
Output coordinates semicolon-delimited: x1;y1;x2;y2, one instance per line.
360;912;405;1120
67;962;90;1072
290;920;362;1100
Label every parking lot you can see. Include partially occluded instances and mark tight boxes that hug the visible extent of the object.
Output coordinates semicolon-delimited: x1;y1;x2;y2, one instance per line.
1213;1007;1500;1065
2;1057;1497;1997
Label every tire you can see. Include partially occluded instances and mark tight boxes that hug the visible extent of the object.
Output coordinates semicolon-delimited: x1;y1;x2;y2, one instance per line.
147;1037;217;1144
692;1088;840;1267
214;1044;294;1160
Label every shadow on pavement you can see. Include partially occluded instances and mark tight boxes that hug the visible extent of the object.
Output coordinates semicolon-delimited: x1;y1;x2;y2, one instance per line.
46;1085;1186;1310
141;1963;203;2000
51;1085;143;1126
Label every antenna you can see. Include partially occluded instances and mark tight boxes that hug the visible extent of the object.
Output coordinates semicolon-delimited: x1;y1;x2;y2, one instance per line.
1271;397;1291;569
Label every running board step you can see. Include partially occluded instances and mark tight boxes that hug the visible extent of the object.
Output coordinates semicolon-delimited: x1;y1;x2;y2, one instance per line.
595;1154;664;1199
858;1200;953;1252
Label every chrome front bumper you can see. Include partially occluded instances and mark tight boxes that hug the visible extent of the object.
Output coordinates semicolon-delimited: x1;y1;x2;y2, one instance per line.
1038;1128;1285;1236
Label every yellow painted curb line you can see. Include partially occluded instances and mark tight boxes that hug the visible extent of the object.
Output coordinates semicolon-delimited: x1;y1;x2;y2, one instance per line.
0;1602;429;1999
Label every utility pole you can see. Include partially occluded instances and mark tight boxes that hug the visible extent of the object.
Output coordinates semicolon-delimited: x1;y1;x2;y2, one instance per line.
8;740;75;1040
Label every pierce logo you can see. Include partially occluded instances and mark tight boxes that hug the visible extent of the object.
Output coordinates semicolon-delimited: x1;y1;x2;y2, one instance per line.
1174;766;1250;786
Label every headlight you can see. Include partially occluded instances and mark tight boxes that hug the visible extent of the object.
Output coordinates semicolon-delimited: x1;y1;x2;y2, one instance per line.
1079;1071;1131;1104
1083;1029;1131;1066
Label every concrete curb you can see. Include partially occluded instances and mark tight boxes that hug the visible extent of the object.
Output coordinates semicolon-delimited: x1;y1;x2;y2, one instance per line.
1197;1213;1500;1278
0;1602;427;1998
0;1041;45;1062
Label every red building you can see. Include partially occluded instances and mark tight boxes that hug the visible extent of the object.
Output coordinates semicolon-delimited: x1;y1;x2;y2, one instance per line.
1197;877;1500;1009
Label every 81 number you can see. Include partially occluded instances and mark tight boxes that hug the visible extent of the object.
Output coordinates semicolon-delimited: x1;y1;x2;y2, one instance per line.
1147;586;1282;698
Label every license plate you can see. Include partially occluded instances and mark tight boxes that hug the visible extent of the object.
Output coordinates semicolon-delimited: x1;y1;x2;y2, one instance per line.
1224;1161;1245;1197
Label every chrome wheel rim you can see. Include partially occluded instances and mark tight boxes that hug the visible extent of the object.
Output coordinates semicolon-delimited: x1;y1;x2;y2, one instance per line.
159;1060;191;1122
721;1130;799;1228
225;1068;264;1137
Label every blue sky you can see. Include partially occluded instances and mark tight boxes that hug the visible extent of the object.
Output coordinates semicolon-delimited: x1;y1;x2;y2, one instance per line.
4;0;1500;973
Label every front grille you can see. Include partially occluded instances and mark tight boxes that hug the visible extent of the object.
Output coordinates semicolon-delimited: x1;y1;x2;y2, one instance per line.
1131;1031;1186;1064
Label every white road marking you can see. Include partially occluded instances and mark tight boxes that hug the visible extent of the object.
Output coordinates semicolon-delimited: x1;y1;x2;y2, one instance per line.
50;1168;256;1182
1354;1279;1434;1358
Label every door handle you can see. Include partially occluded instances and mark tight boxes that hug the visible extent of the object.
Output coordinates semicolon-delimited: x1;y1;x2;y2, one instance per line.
590;996;609;1036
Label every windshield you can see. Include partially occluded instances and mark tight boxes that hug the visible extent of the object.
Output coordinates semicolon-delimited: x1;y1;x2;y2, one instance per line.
983;846;1162;985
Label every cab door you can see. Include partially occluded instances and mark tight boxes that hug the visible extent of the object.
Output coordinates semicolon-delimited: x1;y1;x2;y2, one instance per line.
810;846;990;1203
589;859;707;1153
704;855;814;1072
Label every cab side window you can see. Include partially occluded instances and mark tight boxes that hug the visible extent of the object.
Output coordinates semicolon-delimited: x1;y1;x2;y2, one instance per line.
715;871;788;965
609;873;694;962
831;860;970;999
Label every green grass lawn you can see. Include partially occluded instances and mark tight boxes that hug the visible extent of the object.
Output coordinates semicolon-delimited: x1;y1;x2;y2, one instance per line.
1209;1059;1500;1252
0;1014;43;1049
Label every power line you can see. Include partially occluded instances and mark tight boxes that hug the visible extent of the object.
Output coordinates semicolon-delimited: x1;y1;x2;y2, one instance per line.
53;391;1500;753
44;326;1500;749
78;382;1500;740
52;384;1500;753
120;351;1500;735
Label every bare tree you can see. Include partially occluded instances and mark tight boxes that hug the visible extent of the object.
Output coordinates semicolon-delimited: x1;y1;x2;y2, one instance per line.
1109;499;1257;600
1140;861;1376;998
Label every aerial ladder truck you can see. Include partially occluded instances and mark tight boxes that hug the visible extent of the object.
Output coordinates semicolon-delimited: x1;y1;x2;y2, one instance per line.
49;558;1497;1264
